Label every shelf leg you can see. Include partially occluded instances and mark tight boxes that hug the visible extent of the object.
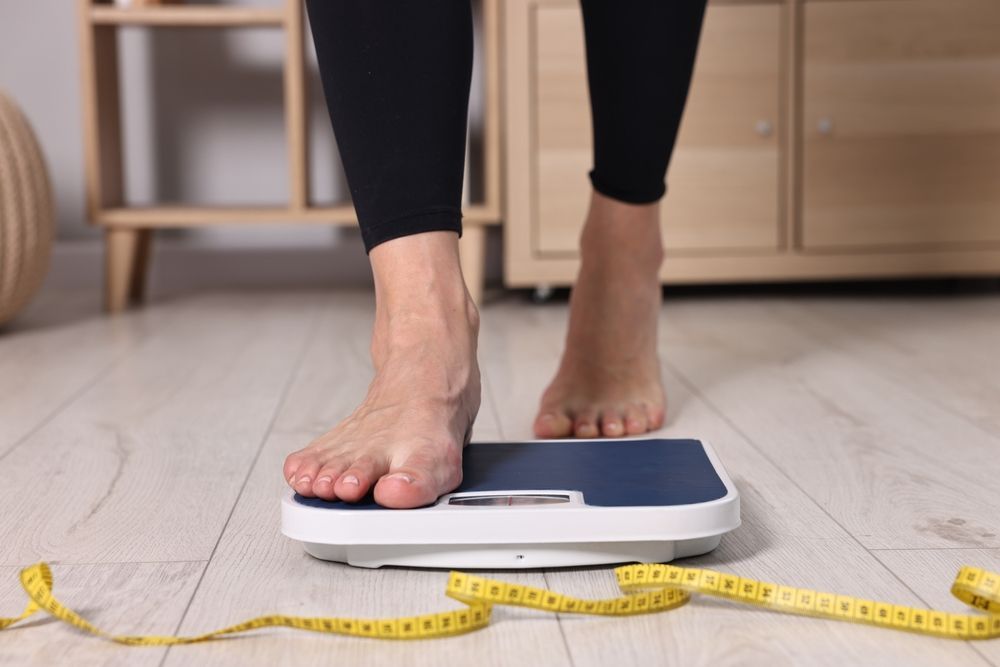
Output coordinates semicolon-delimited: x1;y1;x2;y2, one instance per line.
129;229;154;304
105;227;150;313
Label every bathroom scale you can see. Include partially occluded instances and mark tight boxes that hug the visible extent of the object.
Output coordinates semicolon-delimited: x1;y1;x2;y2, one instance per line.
281;437;740;569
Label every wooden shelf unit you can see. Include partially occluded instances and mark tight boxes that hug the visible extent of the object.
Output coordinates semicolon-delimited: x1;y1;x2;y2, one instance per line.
78;0;502;311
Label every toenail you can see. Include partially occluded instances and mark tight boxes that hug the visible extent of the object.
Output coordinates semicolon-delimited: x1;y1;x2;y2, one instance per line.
317;476;331;484
341;475;359;486
385;473;414;484
288;475;295;485
297;476;311;485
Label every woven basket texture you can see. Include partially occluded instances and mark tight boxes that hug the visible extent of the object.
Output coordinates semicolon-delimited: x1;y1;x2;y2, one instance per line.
0;90;54;326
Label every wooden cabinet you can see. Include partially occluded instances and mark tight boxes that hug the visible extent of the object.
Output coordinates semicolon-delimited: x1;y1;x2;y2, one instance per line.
802;0;1000;250
503;0;1000;288
532;2;782;255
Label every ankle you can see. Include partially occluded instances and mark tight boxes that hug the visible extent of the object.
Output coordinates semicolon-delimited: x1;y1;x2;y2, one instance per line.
377;295;479;346
368;232;479;361
580;191;664;268
371;232;478;322
371;230;467;296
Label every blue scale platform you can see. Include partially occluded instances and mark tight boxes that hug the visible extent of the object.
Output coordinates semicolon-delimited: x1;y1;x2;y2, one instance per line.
293;438;728;510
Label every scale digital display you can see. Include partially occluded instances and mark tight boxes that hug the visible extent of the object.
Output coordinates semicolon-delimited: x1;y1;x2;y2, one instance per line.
447;494;571;506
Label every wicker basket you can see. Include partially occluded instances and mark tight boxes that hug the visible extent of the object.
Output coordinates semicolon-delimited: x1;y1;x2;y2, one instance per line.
0;91;54;326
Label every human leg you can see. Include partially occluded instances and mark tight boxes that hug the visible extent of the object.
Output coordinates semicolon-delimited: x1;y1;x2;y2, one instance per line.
284;1;480;507
535;0;708;438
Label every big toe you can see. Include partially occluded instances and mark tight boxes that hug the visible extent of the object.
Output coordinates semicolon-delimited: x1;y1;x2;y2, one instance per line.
373;446;462;509
373;470;441;509
533;410;574;439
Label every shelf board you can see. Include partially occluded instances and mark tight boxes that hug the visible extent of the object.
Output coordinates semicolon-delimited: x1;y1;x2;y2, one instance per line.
96;205;501;227
299;205;501;225
97;206;353;226
89;6;286;27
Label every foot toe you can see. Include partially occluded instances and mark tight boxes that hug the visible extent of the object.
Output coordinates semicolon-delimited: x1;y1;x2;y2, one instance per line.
334;455;381;502
533;410;574;438
645;402;666;431
573;409;600;439
292;460;322;497
373;445;462;509
312;462;349;500
624;404;649;435
600;409;625;437
283;451;306;487
373;469;440;509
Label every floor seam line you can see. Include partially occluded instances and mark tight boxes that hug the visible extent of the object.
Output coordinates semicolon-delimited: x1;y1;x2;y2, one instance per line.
158;302;323;667
542;570;577;667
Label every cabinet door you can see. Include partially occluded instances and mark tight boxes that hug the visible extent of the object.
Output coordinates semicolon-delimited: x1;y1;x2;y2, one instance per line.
802;0;1000;249
533;2;782;255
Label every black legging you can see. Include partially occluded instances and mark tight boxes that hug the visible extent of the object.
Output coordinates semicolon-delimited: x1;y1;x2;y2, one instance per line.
306;0;708;253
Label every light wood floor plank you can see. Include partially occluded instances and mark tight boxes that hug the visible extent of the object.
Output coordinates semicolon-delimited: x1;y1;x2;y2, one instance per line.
544;373;987;666
4;288;997;665
790;295;1000;436
480;297;989;666
660;297;1000;550
0;290;170;460
0;561;204;667
163;300;570;667
0;292;319;565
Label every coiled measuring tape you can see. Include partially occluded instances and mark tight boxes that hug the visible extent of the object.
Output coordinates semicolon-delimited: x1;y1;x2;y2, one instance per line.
2;561;999;644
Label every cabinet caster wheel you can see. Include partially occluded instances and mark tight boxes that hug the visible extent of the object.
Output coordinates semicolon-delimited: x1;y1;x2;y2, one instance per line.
531;285;554;303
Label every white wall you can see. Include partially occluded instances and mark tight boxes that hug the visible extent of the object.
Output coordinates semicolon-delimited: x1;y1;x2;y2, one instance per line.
0;0;496;288
1;0;89;240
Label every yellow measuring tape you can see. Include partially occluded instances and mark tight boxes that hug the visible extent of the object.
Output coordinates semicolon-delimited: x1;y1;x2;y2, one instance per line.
3;561;999;644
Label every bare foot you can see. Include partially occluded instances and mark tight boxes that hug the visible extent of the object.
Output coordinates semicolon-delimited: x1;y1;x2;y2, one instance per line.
283;232;480;508
534;191;666;438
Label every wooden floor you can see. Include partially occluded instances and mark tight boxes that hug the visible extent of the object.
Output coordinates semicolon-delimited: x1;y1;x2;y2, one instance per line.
1;284;999;666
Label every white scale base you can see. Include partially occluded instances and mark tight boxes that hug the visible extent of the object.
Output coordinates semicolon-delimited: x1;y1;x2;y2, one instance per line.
282;438;740;569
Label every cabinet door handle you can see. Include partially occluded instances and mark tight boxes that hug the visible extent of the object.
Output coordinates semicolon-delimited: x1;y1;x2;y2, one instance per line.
817;117;834;136
755;119;773;137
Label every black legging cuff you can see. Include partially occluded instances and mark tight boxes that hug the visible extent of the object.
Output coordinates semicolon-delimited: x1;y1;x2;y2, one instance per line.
360;208;463;253
588;169;666;205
